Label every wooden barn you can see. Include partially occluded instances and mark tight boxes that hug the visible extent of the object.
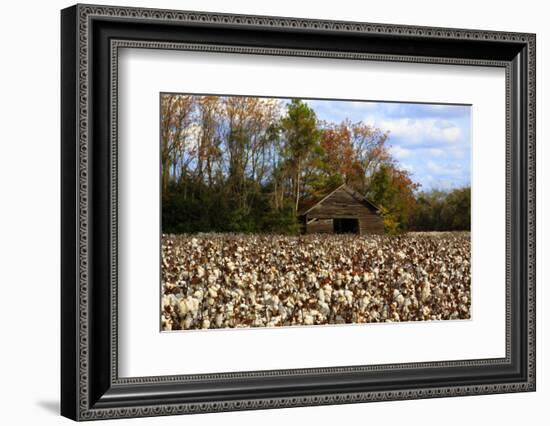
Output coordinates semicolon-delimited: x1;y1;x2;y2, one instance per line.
298;184;384;235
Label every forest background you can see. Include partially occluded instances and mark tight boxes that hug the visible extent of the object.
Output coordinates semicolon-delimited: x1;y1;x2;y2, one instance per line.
161;94;471;234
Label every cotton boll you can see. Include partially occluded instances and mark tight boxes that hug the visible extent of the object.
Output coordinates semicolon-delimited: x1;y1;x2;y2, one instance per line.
420;280;431;302
196;266;205;278
318;301;330;316
187;297;200;316
323;284;333;300
433;287;444;300
162;295;174;309
316;288;325;303
360;295;371;309
182;315;193;329
161;316;173;331
394;293;405;307
178;299;189;316
363;272;374;282
344;290;354;305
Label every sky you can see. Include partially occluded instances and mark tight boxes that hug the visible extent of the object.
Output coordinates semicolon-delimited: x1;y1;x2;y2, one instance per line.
303;99;471;192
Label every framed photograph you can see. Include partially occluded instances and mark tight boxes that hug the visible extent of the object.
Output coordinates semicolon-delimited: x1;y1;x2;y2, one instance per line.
61;4;536;421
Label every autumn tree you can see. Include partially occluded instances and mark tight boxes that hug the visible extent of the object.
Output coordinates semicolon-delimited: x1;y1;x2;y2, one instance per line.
222;96;281;213
315;120;391;194
195;96;224;188
160;95;195;191
317;121;357;188
349;122;391;193
366;164;419;233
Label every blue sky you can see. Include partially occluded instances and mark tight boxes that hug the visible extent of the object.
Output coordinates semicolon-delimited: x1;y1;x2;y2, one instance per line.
303;99;471;192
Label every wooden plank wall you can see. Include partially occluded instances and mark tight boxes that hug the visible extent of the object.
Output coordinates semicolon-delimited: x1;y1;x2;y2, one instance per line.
359;217;385;234
306;218;333;234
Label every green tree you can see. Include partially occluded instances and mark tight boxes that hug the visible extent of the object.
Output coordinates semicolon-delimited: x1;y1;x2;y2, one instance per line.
280;99;321;213
412;187;471;231
367;164;419;233
413;189;447;231
441;187;471;230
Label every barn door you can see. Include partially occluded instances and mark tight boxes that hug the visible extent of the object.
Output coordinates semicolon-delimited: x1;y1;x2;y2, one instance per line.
333;218;359;234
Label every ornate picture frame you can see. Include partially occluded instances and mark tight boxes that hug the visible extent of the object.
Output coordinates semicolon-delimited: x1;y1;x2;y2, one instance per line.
61;4;535;420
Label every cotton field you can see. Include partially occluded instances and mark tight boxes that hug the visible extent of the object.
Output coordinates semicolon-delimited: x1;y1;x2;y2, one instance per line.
161;232;471;331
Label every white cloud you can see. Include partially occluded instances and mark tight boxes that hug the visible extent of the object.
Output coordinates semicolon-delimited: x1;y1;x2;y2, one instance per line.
365;116;463;145
426;148;444;157
450;148;467;159
426;161;445;174
426;161;463;177
400;162;414;172
389;145;412;159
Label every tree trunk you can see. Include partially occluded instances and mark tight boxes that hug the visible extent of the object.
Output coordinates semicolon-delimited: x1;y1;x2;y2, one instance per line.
295;159;301;213
162;157;171;193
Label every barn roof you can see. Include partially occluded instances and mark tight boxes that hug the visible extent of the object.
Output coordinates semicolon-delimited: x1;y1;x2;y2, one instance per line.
297;183;382;216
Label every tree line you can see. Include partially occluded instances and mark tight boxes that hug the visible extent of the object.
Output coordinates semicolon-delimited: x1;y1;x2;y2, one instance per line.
161;94;470;234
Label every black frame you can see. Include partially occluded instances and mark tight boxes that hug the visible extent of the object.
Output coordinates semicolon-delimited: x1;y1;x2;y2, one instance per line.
61;4;536;421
